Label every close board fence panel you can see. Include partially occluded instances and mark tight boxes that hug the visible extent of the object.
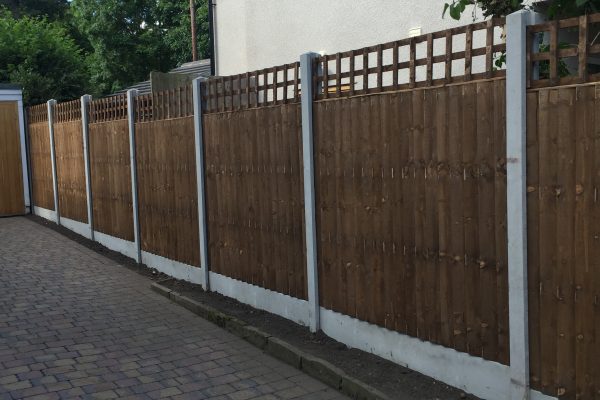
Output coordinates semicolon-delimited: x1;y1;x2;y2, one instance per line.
526;83;600;399
88;95;134;241
27;105;54;211
52;99;88;223
313;78;509;364
203;103;307;299
134;90;200;267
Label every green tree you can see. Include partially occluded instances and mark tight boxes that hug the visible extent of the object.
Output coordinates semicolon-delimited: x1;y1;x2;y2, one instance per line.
155;0;210;66
0;10;89;105
1;0;69;20
443;0;600;20
70;0;208;95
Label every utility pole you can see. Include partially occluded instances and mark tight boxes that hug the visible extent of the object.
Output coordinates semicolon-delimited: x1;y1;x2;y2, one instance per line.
190;0;198;61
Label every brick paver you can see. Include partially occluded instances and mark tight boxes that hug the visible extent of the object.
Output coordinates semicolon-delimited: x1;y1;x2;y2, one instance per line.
0;217;348;400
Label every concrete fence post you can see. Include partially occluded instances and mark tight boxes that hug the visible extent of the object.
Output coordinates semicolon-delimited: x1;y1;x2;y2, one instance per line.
127;89;142;264
81;95;94;240
47;99;59;225
506;9;544;400
192;77;210;291
300;52;320;333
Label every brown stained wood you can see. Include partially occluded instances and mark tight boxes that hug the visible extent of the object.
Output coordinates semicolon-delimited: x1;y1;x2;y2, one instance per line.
53;120;88;223
203;105;306;299
538;88;559;393
462;83;481;357
550;21;559;86
526;90;541;388
369;94;384;326
0;101;25;216
435;87;452;347
412;89;426;340
422;88;438;343
591;85;600;400
555;88;577;399
135;117;200;267
493;80;509;366
445;31;453;83
310;79;508;365
331;93;344;313
448;84;466;353
89;120;133;241
465;25;473;81
573;85;594;399
315;99;332;309
476;81;497;360
578;16;588;83
402;90;417;338
28;122;54;210
380;92;394;330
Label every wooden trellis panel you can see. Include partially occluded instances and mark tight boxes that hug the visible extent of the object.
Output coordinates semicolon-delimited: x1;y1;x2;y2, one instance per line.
527;13;600;88
314;18;506;99
203;63;301;113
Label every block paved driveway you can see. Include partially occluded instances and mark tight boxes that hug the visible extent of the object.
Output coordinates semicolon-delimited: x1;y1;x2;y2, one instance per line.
0;217;348;400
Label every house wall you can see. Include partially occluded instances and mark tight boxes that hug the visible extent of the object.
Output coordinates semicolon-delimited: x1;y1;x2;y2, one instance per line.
214;0;538;76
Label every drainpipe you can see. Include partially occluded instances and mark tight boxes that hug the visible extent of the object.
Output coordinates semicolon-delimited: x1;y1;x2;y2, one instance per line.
208;0;216;75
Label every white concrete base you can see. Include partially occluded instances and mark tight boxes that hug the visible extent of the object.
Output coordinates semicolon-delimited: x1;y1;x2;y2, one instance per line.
319;308;558;400
531;390;557;400
320;308;506;399
33;206;57;223
209;272;310;326
60;217;91;239
94;231;137;260
141;251;204;285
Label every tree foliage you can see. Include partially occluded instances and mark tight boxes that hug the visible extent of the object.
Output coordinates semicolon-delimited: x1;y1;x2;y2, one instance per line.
0;0;209;102
0;10;89;105
443;0;600;20
69;0;209;95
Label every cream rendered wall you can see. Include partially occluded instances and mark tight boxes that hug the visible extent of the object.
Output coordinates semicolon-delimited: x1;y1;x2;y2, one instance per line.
214;0;540;76
214;0;484;75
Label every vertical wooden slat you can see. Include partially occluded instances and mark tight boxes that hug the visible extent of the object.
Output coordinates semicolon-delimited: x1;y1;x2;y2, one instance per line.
426;34;433;85
336;53;342;97
294;62;299;102
465;25;473;81
578;15;588;83
446;30;453;83
392;41;399;89
486;19;494;79
349;50;356;96
550;20;559;85
362;50;369;93
324;57;330;99
376;44;383;91
409;38;416;88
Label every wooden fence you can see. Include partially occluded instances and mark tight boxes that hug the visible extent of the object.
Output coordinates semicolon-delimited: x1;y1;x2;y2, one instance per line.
526;84;600;398
27;104;54;211
24;12;600;400
88;95;134;241
134;90;200;267
314;79;509;363
53;100;87;223
203;103;307;299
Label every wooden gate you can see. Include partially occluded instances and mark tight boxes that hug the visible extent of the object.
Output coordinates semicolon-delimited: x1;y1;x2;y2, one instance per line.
0;101;25;216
